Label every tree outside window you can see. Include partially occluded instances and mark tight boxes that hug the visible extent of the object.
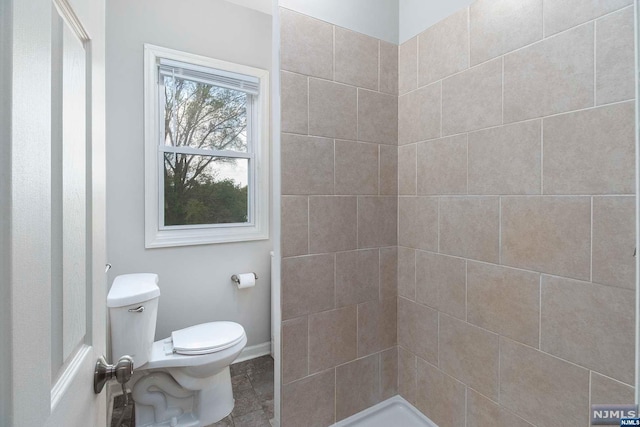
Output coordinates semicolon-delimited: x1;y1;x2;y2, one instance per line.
162;75;250;226
144;45;269;248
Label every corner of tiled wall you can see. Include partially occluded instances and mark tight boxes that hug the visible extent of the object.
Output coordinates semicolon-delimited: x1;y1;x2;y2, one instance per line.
279;7;400;426
280;0;636;425
397;0;636;426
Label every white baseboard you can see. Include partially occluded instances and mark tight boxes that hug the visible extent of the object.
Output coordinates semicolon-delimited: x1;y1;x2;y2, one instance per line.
233;341;272;364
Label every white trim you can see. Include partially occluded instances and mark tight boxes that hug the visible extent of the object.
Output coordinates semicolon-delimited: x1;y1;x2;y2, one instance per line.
634;0;640;406
144;44;270;248
271;1;282;425
0;0;12;423
232;341;272;364
50;345;91;411
52;0;90;42
160;145;254;159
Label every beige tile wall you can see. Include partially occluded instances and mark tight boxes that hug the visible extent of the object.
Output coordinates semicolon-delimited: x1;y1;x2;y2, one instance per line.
280;8;398;426
397;1;636;426
281;0;636;425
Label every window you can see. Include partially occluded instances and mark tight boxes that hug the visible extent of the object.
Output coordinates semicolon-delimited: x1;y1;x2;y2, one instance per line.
144;45;269;247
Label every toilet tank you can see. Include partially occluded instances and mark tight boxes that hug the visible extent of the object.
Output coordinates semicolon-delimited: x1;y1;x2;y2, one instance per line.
108;273;161;367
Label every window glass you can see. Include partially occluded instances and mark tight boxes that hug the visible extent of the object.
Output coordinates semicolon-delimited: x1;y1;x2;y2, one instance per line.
162;75;249;153
163;153;249;226
144;44;269;247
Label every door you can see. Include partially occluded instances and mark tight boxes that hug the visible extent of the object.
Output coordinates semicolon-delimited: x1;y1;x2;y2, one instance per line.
3;0;107;425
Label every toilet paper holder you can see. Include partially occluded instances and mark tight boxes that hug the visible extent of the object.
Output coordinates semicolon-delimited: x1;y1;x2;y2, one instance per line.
231;272;258;285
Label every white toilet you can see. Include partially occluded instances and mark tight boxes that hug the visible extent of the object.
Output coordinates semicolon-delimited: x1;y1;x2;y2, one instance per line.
108;273;247;427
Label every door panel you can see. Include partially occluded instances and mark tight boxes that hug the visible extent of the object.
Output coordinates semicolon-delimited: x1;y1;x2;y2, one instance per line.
52;0;89;370
52;2;89;379
49;0;107;424
5;0;106;425
60;16;88;363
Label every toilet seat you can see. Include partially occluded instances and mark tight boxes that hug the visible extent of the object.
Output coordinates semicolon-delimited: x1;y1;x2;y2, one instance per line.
145;322;247;371
171;321;245;355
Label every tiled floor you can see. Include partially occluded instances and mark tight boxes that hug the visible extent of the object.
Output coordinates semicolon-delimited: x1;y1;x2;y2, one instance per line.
110;393;134;427
111;355;274;427
208;355;274;427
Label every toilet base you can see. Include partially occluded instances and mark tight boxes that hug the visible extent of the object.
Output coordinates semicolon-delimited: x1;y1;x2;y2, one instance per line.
132;367;235;427
196;366;234;425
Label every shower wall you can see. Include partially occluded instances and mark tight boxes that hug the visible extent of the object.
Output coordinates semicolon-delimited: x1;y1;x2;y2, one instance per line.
397;0;636;426
279;8;399;426
279;0;636;425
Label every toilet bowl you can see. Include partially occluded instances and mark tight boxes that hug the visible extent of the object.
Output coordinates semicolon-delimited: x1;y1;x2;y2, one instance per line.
108;273;247;427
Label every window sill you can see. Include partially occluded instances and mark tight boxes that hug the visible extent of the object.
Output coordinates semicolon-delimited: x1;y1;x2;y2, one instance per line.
145;226;269;248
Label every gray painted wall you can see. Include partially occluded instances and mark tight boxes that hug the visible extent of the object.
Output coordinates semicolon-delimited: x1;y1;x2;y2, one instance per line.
279;0;475;45
399;0;473;43
226;0;272;15
0;0;12;424
279;0;399;44
106;0;273;346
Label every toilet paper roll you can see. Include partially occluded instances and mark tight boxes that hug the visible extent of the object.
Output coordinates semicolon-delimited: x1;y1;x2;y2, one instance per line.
236;273;256;289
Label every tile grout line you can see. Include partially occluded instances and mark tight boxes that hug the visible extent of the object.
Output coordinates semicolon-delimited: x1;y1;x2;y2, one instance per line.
376;248;382;303
395;346;400;395
304;74;398;94
590;196;594;282
306;77;310;136
464;386;468;427
540;120;544;195
400;8;630;99
333;139;336;195
333;368;337;425
306;316;310;379
500;335;608;379
436;312;440;367
538;275;542;350
356;303;359;358
437;197;441;254
415;34;419;90
589;369;593;424
413;352;417;401
410;247;416;301
440;81;443;138
332;25;336;81
499;196;502;264
593;20;597;107
501;56;505;125
464;260;468;322
466;133;469;195
307;196;311;255
414;143;418;195
497;337;501;404
378;145;381;197
378;40;381;92
394;97;633;144
467;6;471;68
397;193;633;199
356;89;360;145
356;196;359;249
334;253;337;310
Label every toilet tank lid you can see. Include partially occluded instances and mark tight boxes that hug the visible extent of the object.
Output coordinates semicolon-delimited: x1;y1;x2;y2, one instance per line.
108;273;161;307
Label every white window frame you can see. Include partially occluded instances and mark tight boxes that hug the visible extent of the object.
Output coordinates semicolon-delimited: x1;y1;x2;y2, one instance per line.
144;44;269;248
